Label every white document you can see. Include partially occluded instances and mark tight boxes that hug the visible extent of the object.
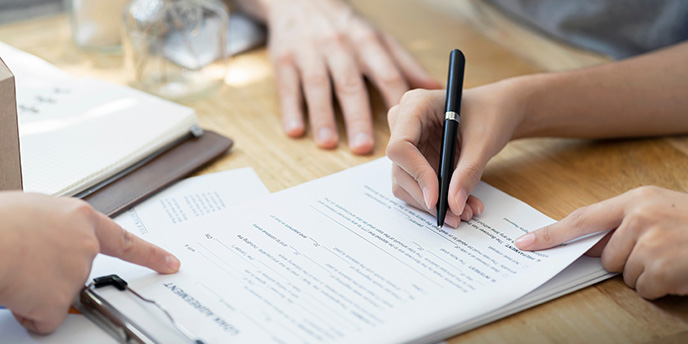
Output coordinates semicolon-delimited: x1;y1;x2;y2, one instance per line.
86;158;609;343
0;168;269;343
0;42;199;196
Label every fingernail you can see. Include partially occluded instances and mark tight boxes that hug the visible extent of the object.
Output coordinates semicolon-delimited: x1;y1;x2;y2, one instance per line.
351;133;373;151
318;127;333;141
515;233;535;249
454;189;468;216
422;187;432;210
166;255;181;272
285;119;303;136
475;203;484;216
445;214;459;228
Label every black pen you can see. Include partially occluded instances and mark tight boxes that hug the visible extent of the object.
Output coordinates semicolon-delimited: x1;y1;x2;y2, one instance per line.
437;49;465;230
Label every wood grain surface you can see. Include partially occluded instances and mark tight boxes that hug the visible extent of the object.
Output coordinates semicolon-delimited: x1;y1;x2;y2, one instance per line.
1;0;686;342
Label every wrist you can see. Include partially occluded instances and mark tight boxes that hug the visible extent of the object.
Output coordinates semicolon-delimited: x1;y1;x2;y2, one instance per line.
505;73;557;139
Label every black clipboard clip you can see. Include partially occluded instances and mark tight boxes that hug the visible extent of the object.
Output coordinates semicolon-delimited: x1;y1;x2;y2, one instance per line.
78;275;205;344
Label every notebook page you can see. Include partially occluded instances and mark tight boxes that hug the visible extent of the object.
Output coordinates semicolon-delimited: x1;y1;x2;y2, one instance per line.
0;42;198;196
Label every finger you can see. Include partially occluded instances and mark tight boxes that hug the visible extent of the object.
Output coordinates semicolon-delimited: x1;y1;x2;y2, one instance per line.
380;32;442;89
392;163;433;211
391;177;459;228
324;45;374;154
465;195;484;217
13;310;66;335
272;53;306;137
447;131;491;218
93;212;180;274
386;91;444;200
635;246;688;299
585;230;613;257
460;204;473;222
387;104;401;132
354;30;409;108
387;89;445;136
622;245;645;289
297;52;338;149
386;138;438;208
601;215;643;272
460;195;483;222
634;270;666;300
515;193;628;251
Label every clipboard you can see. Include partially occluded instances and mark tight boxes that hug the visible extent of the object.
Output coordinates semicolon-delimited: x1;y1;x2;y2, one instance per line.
81;130;233;217
77;275;204;344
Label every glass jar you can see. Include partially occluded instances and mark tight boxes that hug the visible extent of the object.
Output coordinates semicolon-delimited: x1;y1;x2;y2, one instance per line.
64;0;130;52
122;0;229;100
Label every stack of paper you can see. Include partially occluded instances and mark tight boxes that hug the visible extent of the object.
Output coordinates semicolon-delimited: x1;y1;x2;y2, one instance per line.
1;159;615;343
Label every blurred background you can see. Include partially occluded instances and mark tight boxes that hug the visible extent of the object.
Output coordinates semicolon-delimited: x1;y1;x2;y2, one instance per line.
0;0;62;23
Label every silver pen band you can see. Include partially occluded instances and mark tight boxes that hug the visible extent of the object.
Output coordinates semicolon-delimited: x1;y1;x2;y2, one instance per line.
445;111;459;122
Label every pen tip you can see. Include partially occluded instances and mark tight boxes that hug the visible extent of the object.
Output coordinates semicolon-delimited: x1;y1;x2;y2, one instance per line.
437;225;443;231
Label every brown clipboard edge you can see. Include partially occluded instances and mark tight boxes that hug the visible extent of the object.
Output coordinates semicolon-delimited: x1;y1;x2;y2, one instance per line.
82;130;233;218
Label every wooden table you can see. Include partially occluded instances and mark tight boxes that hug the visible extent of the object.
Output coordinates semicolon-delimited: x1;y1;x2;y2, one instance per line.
1;0;687;342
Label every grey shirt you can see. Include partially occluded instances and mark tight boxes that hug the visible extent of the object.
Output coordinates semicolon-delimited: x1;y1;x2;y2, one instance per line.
488;0;688;59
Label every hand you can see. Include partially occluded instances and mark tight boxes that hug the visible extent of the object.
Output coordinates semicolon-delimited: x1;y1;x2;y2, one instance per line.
0;192;180;334
265;0;441;154
516;186;688;299
386;80;527;227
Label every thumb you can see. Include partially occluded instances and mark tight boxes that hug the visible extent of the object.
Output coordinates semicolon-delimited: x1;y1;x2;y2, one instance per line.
447;137;489;218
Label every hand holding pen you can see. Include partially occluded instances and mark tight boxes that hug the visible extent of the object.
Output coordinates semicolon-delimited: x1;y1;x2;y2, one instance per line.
388;48;534;227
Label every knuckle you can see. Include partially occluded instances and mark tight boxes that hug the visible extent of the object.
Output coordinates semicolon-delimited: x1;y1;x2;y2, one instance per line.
631;185;662;199
400;88;428;104
648;259;671;286
334;75;364;96
84;236;101;256
70;199;95;217
636;267;668;299
391;165;404;181
118;230;138;257
635;282;651;299
539;226;555;245
599;251;614;271
637;229;662;251
623;207;652;235
415;167;434;185
388;104;400;119
600;248;624;273
272;50;295;67
387;104;400;128
622;270;635;288
378;69;406;88
457;163;483;185
319;31;348;48
345;115;371;134
354;29;379;47
391;182;405;200
385;141;412;162
302;71;330;87
564;207;588;230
